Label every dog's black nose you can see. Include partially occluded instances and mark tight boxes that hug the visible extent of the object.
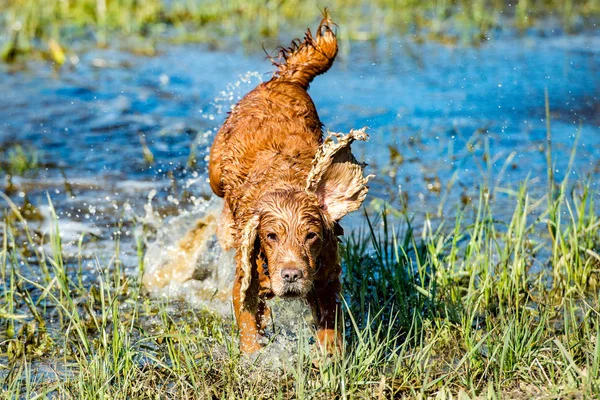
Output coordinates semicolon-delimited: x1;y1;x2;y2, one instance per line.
281;268;303;283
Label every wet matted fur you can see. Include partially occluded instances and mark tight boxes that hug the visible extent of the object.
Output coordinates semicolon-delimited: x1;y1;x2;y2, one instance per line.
209;13;372;353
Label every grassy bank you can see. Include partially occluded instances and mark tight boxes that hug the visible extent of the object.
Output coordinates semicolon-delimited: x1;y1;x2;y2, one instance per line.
1;161;599;398
1;0;600;63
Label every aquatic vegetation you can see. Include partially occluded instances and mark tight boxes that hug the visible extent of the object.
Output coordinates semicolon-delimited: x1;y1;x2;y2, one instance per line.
0;145;40;176
1;152;599;398
1;0;599;63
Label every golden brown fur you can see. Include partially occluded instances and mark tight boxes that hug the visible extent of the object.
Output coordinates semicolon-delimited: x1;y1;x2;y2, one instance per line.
208;14;371;354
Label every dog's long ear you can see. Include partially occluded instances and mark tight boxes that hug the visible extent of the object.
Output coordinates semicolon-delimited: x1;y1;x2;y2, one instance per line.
306;129;374;221
239;214;260;308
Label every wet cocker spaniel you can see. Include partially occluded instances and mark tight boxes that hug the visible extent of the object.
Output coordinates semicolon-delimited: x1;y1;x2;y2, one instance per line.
209;14;372;354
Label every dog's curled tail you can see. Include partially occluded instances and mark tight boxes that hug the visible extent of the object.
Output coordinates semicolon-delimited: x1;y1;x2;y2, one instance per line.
271;12;338;89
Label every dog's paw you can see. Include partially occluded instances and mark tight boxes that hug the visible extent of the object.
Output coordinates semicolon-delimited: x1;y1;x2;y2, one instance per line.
310;346;341;369
310;329;343;367
239;338;264;355
316;329;343;355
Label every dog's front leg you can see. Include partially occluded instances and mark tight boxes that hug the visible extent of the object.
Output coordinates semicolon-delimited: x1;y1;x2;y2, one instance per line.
308;273;343;355
232;268;263;353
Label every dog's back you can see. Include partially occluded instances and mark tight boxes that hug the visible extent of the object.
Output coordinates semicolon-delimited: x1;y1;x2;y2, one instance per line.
208;16;338;210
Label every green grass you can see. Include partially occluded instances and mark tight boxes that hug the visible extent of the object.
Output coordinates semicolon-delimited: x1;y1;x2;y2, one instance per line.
0;144;40;176
1;146;599;398
1;0;599;63
0;144;43;204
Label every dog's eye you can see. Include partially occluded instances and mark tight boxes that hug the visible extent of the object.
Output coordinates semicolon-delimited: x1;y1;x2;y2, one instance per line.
266;233;278;242
305;232;318;241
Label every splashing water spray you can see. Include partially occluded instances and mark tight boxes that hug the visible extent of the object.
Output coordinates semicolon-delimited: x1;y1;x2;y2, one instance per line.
142;72;263;309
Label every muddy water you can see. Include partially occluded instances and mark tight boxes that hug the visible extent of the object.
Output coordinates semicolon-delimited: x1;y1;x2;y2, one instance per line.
1;34;599;302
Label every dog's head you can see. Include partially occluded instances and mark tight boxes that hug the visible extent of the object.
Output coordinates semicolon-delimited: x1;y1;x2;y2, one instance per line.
239;129;372;304
256;190;328;297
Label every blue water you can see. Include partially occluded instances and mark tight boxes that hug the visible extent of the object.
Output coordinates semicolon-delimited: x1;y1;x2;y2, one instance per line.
1;33;598;258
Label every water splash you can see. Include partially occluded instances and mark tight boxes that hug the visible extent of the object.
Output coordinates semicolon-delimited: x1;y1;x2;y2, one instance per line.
142;71;265;313
142;196;236;314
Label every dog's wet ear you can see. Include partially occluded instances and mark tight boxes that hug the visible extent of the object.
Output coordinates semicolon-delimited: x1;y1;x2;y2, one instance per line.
239;214;260;308
306;129;374;221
